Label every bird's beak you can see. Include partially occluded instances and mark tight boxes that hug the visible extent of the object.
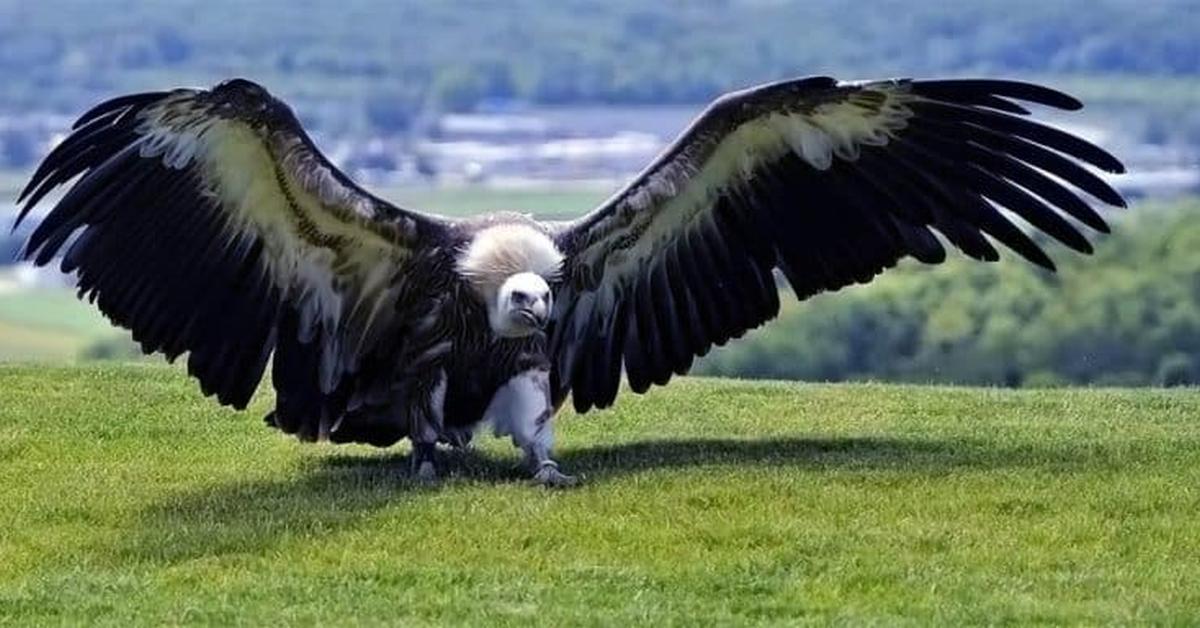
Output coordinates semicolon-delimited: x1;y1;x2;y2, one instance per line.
519;299;549;329
518;308;549;329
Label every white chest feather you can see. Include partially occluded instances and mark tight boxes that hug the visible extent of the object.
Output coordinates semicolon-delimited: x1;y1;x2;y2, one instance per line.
483;369;554;450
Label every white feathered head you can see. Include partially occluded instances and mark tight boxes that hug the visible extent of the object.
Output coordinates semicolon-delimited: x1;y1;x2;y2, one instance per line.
456;224;564;338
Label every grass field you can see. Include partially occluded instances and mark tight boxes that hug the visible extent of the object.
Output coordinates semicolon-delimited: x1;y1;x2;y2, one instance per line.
0;289;126;362
1;366;1198;624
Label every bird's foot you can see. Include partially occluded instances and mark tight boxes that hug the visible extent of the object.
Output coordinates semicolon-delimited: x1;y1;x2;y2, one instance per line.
414;460;438;483
531;461;579;488
411;442;438;483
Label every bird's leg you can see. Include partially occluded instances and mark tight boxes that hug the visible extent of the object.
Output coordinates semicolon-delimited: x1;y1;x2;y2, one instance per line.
523;433;577;488
407;370;447;482
515;409;575;487
410;440;438;482
487;368;577;487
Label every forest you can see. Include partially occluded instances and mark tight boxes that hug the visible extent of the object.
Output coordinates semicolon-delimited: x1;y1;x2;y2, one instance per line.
0;0;1197;116
698;200;1200;387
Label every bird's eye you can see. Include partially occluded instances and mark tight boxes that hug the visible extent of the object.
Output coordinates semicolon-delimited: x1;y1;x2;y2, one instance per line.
512;290;528;303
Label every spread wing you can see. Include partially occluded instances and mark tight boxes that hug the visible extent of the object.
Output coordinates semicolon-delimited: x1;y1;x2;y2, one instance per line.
550;76;1126;412
15;78;453;410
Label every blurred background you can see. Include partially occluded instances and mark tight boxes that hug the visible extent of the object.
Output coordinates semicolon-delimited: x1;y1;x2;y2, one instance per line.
0;0;1197;386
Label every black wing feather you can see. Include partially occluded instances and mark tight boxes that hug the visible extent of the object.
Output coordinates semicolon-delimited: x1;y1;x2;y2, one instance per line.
552;77;1126;411
17;80;449;431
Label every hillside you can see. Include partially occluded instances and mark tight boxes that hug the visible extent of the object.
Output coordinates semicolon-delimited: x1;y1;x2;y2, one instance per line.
2;0;1199;169
699;200;1200;388
1;0;1197;115
1;366;1198;624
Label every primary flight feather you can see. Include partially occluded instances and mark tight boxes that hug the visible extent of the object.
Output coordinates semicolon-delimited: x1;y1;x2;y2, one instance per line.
16;76;1126;485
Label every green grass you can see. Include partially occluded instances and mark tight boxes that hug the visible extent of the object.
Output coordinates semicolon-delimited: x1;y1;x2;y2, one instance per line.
0;289;125;362
1;365;1198;625
0;289;115;338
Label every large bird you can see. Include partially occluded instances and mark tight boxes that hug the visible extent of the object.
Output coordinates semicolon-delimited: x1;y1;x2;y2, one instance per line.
15;76;1125;485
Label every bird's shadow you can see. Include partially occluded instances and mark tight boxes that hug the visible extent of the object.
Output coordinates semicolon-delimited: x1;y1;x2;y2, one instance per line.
110;434;1086;566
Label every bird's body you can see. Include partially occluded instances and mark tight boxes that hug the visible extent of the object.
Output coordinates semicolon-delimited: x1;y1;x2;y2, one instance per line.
266;210;573;481
15;76;1127;485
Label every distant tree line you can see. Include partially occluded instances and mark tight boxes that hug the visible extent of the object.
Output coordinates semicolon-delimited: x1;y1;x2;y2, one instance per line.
0;0;1197;115
1;0;1199;171
698;201;1200;387
0;228;25;264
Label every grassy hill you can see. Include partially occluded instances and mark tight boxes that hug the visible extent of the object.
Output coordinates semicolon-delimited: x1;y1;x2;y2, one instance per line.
1;366;1198;624
0;289;127;362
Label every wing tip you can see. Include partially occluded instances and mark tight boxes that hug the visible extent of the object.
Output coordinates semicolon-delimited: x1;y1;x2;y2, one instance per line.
913;78;1085;111
214;77;271;97
1030;252;1058;272
16;181;35;205
70;90;168;130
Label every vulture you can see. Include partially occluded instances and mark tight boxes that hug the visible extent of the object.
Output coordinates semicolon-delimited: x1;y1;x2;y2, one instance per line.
15;76;1126;485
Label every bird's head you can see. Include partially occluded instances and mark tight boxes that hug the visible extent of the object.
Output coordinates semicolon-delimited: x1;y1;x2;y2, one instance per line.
491;272;553;338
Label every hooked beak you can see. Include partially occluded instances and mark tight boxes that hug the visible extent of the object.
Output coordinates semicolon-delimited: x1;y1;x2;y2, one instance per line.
518;307;549;330
516;296;550;330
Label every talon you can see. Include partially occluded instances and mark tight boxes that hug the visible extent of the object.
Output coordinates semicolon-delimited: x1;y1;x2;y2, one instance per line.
411;442;438;482
532;462;579;488
415;460;438;483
